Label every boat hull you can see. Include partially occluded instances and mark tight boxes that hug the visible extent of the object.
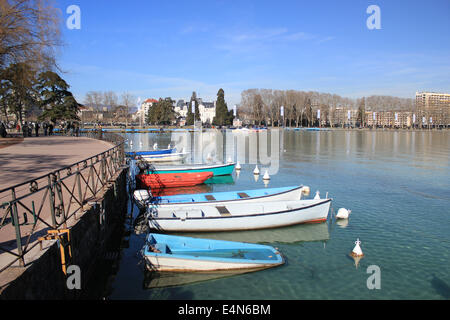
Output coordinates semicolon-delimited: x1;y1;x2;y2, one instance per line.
141;152;188;163
144;255;282;272
142;233;284;272
133;186;305;210
126;148;175;157
148;198;331;232
150;163;235;176
136;172;213;189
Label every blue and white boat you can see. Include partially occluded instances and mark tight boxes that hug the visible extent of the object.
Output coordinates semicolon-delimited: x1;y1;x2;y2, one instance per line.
133;185;307;209
126;148;175;157
141;152;189;163
142;233;284;272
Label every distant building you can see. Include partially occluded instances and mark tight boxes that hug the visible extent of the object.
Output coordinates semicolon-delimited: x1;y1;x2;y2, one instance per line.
139;98;158;124
415;92;450;127
173;98;216;125
198;100;216;124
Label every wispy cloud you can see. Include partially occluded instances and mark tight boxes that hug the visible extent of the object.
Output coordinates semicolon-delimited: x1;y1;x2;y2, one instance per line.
216;27;333;55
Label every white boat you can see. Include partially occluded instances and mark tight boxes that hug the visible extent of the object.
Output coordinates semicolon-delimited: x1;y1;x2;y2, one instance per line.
142;233;284;272
146;198;331;232
133;185;306;210
141;152;189;163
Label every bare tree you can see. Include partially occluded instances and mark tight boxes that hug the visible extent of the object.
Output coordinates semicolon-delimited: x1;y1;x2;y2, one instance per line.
84;91;103;123
0;0;62;70
121;92;135;126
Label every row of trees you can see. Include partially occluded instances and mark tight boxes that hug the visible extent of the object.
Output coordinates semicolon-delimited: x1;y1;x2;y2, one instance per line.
240;89;415;127
83;91;136;124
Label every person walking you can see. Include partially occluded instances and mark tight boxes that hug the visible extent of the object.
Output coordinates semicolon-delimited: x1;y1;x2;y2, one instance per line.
49;122;54;136
35;122;40;137
75;123;80;137
43;122;48;136
22;122;28;137
0;122;7;138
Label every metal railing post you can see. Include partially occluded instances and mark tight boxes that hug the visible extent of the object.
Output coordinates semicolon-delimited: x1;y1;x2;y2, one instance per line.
11;188;24;267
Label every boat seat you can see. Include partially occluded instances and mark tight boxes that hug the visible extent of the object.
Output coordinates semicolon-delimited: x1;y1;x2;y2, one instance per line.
151;243;171;254
216;206;231;216
205;195;216;201
238;192;250;198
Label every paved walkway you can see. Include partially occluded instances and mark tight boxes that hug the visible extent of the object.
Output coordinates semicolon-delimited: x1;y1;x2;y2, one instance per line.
0;136;113;189
0;136;115;290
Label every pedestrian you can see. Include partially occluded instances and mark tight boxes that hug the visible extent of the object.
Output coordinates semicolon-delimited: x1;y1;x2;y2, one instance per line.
22;122;28;137
75;123;80;137
43;122;48;136
0;122;7;138
49;122;54;136
35;122;40;137
69;122;74;136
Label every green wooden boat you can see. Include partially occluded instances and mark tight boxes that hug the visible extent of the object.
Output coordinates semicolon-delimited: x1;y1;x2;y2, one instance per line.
146;163;235;176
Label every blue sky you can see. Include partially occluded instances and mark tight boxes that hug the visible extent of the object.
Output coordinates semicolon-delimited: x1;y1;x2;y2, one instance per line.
55;0;450;107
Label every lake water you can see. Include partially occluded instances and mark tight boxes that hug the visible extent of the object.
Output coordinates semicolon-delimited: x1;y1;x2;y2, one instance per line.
103;129;450;300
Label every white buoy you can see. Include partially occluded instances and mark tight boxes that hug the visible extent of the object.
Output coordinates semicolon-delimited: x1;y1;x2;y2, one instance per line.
130;140;133;145
350;238;364;257
336;208;351;219
227;157;233;164
253;165;260;175
253;174;259;182
206;153;213;162
314;191;320;199
263;170;270;180
153;143;158;150
168;143;171;149
236;161;241;170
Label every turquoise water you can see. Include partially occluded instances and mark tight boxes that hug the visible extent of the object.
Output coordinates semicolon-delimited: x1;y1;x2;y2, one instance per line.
107;130;450;300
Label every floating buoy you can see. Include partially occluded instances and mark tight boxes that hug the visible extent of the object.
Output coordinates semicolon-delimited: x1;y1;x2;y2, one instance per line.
301;186;310;197
350;238;364;257
236;161;241;170
253;165;260;175
227;157;233;164
263;170;270;180
130;140;133;145
168;143;171;149
153;143;158;150
314;191;320;199
336;208;351;219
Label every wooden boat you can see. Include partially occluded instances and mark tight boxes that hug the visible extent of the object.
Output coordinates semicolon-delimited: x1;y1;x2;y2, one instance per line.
141;152;188;163
145;162;235;176
136;171;213;189
126;148;175;157
142;233;284;272
133;185;306;210
146;197;331;232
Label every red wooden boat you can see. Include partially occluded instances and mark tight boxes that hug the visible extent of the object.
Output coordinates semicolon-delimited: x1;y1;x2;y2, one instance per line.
136;171;213;189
